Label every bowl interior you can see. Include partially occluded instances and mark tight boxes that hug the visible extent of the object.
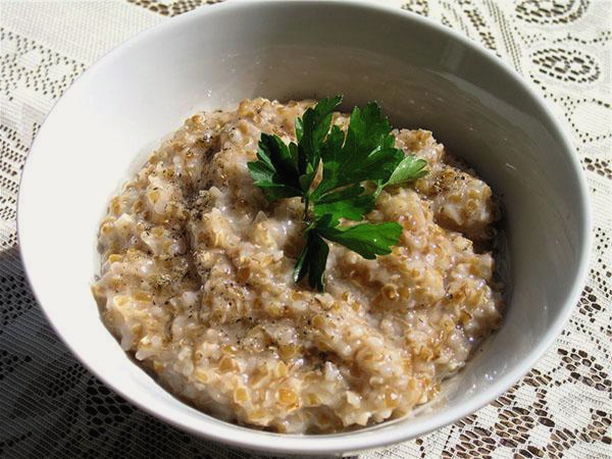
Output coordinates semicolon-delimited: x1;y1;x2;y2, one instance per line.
18;0;589;454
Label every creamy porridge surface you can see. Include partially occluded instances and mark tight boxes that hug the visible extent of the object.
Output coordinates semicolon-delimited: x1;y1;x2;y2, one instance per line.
93;98;503;433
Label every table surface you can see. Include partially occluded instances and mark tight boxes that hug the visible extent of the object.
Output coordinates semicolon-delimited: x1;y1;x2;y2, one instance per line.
1;0;610;457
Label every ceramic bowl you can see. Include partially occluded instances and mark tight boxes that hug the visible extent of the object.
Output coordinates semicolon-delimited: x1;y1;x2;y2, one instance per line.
18;0;591;455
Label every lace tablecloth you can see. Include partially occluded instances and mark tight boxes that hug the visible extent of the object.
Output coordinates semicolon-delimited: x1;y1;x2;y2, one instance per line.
1;1;610;457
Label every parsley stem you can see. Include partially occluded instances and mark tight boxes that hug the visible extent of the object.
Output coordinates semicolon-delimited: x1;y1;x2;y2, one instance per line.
303;193;311;224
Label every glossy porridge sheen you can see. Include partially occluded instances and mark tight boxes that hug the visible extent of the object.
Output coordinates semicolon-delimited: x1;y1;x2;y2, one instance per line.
92;98;503;433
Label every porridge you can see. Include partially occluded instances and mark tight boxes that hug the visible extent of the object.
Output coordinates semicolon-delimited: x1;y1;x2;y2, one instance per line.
92;98;503;433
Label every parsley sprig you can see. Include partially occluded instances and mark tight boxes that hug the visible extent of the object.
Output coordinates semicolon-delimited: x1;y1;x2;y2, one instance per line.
248;96;427;291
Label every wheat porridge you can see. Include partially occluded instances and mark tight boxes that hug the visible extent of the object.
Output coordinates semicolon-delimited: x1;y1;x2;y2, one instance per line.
92;97;503;433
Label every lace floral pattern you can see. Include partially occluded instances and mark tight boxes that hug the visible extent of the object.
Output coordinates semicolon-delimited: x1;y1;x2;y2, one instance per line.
0;0;609;457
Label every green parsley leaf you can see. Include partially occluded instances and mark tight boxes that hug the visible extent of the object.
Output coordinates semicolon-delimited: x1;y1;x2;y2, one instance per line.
316;218;403;260
343;102;396;158
312;102;404;199
296;95;342;192
385;155;428;187
247;133;301;200
313;184;375;221
293;231;329;291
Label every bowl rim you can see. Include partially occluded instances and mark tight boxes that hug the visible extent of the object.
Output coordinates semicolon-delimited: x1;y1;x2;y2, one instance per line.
17;0;592;454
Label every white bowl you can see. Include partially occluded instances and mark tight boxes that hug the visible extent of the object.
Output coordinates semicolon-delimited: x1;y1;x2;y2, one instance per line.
18;0;591;455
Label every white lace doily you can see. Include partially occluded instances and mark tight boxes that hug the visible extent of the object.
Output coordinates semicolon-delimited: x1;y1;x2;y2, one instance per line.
1;1;610;457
